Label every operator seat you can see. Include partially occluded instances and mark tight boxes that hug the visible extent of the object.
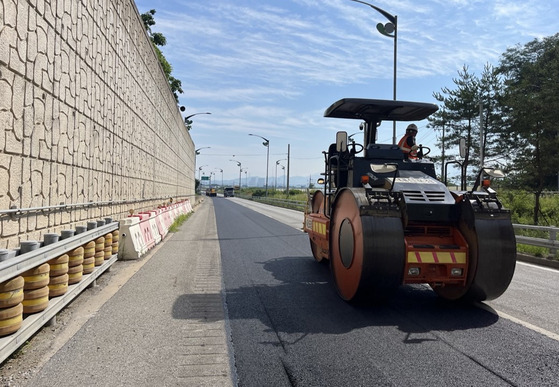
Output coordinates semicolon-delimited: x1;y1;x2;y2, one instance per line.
365;144;404;160
328;143;350;187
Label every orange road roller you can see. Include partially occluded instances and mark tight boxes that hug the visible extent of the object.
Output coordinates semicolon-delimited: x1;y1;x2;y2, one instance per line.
304;98;516;302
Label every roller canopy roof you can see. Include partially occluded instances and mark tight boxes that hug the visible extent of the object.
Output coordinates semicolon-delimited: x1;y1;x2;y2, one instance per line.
324;98;438;122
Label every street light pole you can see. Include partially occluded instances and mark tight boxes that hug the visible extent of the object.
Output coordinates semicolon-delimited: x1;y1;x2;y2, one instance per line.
248;134;270;196
198;165;208;181
185;112;212;121
275;159;286;191
184;112;212;130
349;0;397;143
195;147;211;155
243;169;248;188
230;159;242;188
215;168;223;190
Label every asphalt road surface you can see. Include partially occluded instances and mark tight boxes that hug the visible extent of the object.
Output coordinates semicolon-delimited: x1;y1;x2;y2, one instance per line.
215;197;559;387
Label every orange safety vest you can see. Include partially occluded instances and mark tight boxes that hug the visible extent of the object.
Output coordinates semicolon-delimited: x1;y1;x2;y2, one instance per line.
398;134;417;159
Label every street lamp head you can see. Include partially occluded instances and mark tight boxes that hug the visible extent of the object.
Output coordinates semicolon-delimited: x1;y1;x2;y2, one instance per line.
195;146;211;155
349;0;396;24
248;133;270;146
377;22;395;37
185;112;212;127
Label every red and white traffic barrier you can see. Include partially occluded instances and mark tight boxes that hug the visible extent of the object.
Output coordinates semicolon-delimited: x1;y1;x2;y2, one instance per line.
118;199;194;260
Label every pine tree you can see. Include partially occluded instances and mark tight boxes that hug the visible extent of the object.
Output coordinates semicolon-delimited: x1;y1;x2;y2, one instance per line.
141;9;183;102
497;34;559;224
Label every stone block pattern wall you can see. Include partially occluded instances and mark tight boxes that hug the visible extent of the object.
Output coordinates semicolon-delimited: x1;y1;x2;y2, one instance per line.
0;0;195;248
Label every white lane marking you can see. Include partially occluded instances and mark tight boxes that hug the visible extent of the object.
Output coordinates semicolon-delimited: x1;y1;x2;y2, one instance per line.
516;260;559;273
476;302;559;342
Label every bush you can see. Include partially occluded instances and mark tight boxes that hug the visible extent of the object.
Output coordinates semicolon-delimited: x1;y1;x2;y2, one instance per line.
251;189;266;197
499;189;559;226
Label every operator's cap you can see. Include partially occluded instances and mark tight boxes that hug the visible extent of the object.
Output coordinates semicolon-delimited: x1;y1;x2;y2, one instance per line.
406;123;418;132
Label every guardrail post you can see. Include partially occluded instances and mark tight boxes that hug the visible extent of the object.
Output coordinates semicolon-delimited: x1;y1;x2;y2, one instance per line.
548;229;557;259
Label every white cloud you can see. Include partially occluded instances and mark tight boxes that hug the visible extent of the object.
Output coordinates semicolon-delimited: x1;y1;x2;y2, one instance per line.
135;0;559;179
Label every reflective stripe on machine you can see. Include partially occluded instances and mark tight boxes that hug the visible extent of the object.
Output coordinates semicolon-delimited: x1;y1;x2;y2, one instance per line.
408;251;466;264
312;221;327;236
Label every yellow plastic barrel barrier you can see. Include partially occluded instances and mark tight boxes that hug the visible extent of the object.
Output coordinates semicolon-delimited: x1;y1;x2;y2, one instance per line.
22;285;49;314
0;276;24;309
68;246;84;284
83;241;95;259
48;273;69;297
68;246;84;267
48;254;69;277
68;264;84;284
94;237;105;266
104;233;112;260
47;254;69;298
83;241;96;274
22;263;50;290
112;229;119;255
0;303;23;337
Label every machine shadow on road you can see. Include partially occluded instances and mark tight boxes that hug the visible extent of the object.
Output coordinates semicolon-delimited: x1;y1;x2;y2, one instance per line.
171;255;499;344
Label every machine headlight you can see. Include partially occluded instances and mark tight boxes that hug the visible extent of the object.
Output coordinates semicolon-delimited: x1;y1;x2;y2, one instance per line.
408;267;420;276
450;268;463;276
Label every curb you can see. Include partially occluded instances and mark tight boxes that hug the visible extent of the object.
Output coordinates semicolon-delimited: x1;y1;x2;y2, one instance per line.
517;253;559;270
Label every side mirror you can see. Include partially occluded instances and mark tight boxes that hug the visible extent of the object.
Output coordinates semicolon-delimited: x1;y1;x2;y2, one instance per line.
483;167;505;178
336;131;348;153
370;163;399;192
370;163;398;174
471;166;506;192
459;138;466;158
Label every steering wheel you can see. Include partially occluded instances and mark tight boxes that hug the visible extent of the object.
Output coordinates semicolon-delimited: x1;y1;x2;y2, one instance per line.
418;145;431;158
350;143;364;155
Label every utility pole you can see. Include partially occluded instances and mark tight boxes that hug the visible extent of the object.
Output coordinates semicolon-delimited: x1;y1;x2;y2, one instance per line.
479;102;484;168
286;144;291;195
441;120;446;181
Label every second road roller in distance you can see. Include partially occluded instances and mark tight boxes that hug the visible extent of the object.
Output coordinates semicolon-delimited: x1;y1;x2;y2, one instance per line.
303;98;516;302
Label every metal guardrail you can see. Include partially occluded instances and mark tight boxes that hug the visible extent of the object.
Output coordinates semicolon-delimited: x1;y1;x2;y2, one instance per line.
0;223;120;364
0;223;118;283
0;255;117;364
245;196;307;211
513;224;558;258
0;196;195;217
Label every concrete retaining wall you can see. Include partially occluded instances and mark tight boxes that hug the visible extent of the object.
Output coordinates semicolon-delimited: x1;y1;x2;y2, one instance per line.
0;0;195;248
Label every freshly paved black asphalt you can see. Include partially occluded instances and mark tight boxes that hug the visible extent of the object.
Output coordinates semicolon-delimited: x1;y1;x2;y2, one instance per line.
214;197;559;387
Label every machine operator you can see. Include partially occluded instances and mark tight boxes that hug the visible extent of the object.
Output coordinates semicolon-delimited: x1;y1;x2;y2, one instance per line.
398;123;419;160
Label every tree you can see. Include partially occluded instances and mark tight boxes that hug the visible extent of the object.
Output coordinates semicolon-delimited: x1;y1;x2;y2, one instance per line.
431;66;478;188
430;64;506;188
141;9;183;102
497;34;559;224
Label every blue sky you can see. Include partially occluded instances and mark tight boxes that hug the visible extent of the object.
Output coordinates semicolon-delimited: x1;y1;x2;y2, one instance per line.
134;0;559;186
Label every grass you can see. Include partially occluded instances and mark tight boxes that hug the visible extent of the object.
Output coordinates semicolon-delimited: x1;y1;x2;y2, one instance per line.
168;213;192;233
517;244;549;258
